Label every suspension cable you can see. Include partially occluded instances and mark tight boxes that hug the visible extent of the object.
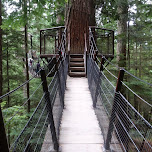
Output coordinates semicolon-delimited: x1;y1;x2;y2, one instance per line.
102;56;152;87
5;82;43;125
0;55;57;101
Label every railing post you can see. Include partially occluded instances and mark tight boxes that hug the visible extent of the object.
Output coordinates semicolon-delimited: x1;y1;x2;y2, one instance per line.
55;36;57;54
93;57;105;108
84;33;88;78
55;58;64;108
112;31;114;55
44;35;46;54
40;30;42;54
105;69;124;151
85;52;87;77
107;34;109;54
40;69;59;151
0;105;9;152
94;50;98;62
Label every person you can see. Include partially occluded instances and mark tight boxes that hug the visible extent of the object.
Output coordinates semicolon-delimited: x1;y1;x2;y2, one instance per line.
28;58;34;74
36;62;40;76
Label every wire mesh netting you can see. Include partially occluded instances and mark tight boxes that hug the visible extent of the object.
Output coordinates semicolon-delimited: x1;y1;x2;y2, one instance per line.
113;93;152;152
89;27;114;56
0;26;68;152
87;56;152;152
6;56;68;152
40;26;65;55
9;95;48;152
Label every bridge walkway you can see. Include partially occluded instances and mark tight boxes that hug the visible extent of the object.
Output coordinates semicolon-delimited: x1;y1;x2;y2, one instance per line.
1;27;152;152
59;76;104;152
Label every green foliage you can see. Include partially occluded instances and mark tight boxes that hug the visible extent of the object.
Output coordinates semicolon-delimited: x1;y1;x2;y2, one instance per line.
3;105;28;144
1;0;152;147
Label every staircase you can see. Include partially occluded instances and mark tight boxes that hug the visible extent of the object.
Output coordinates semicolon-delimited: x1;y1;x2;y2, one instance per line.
69;54;86;77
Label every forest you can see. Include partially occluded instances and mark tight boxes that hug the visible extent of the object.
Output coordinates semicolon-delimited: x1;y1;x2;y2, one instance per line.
0;0;152;149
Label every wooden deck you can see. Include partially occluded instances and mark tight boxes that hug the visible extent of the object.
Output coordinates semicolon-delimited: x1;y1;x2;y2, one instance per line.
59;76;104;152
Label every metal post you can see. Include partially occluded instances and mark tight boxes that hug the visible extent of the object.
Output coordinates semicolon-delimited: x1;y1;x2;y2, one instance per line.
40;69;59;151
107;34;109;54
93;57;105;108
0;105;9;152
94;50;98;62
44;35;46;54
55;36;57;54
59;28;62;45
30;35;33;53
105;69;124;150
40;30;42;54
61;59;66;92
89;58;94;88
112;31;114;55
85;52;87;78
55;58;64;108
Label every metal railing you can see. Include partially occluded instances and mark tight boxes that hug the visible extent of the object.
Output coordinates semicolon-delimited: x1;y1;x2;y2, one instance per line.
84;33;88;76
0;27;67;152
40;26;65;55
9;57;68;152
87;54;152;151
89;26;114;57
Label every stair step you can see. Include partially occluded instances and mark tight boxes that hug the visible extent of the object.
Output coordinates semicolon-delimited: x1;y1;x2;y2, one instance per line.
70;67;85;72
69;72;86;77
70;62;84;67
70;54;83;58
70;58;84;62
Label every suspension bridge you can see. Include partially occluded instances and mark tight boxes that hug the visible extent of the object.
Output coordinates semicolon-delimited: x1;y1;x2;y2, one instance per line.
0;26;152;152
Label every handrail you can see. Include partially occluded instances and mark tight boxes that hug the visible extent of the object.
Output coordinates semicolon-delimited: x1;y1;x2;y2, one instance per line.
87;56;152;152
9;55;68;152
89;28;98;60
84;33;87;76
40;26;65;31
89;26;114;32
87;32;152;151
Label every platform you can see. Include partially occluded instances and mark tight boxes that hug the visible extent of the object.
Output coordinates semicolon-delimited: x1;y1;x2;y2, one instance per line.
59;76;104;152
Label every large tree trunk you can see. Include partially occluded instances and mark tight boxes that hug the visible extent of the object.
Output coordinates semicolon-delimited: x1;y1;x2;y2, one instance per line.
67;0;90;54
89;0;96;26
117;0;128;67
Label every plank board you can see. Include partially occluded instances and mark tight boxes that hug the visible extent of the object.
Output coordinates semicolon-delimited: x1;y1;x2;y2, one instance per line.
59;76;104;152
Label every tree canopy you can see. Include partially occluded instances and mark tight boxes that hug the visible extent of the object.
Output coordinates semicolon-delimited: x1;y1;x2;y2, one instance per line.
0;0;152;146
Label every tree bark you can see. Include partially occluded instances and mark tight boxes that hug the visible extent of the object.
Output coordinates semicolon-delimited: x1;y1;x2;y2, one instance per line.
67;0;90;54
89;0;96;26
7;40;10;147
117;0;128;67
0;2;9;149
0;0;2;102
127;21;130;70
24;0;30;113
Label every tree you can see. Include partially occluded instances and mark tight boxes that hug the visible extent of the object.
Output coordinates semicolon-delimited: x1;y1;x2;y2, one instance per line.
0;0;2;101
66;0;90;54
89;0;96;26
116;0;128;67
23;0;30;113
96;0;128;67
0;1;10;151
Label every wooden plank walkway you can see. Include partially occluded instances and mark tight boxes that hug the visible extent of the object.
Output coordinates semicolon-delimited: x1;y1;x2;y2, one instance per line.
59;76;104;152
